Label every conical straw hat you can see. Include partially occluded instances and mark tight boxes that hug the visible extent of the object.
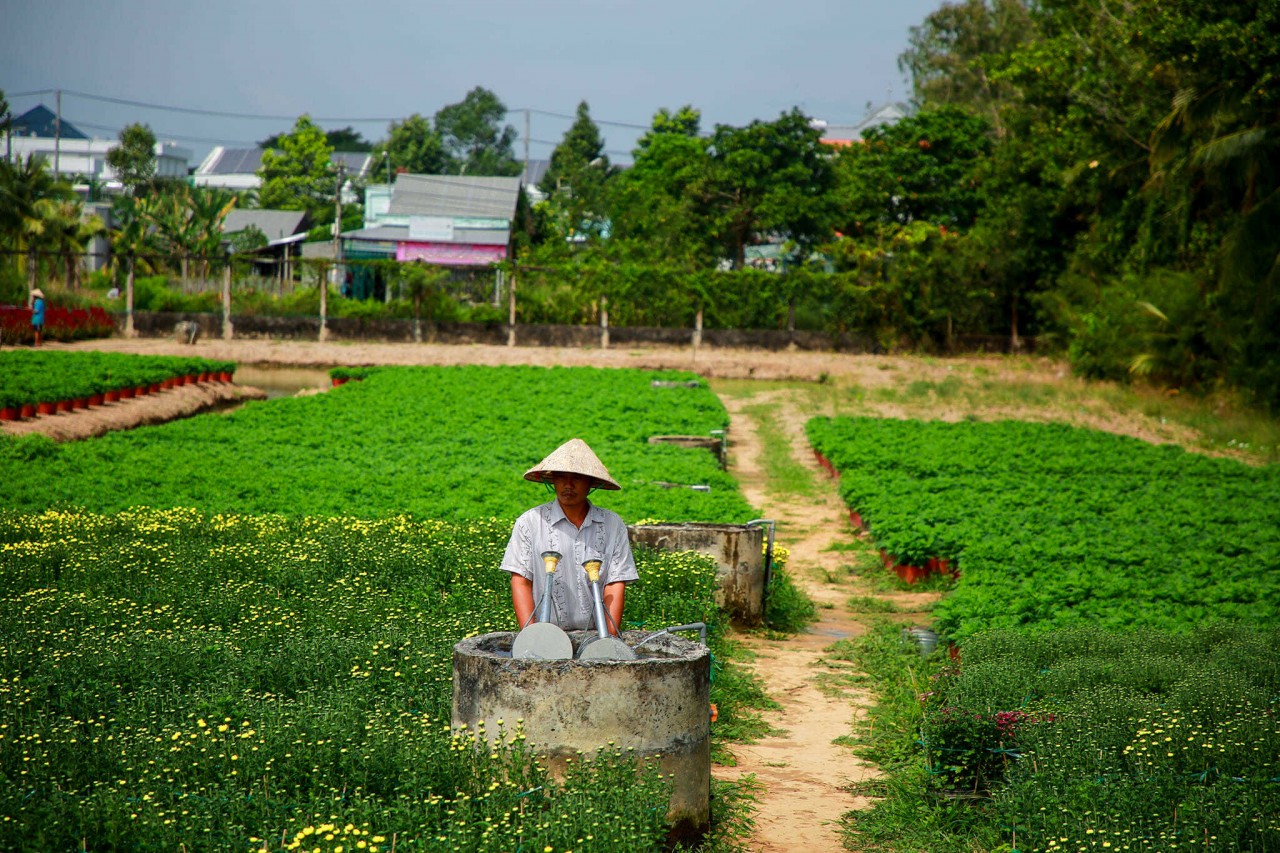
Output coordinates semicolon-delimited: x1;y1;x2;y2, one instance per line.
31;288;44;299
524;438;621;490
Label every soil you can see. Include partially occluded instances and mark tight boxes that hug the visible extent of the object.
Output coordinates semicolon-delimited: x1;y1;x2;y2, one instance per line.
3;337;1226;850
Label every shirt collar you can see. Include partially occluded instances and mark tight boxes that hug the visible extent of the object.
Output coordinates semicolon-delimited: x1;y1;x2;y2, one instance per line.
546;498;600;525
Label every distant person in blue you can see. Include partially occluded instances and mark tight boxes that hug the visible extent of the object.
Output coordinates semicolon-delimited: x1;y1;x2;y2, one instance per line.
30;288;45;347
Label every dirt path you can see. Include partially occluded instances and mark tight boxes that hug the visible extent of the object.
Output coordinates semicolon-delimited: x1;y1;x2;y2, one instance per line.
710;386;946;852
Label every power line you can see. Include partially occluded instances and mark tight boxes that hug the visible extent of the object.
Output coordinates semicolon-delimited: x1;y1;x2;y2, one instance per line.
12;88;653;133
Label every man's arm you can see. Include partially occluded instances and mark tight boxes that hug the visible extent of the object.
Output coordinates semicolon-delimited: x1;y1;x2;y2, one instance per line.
511;573;536;628
602;581;626;637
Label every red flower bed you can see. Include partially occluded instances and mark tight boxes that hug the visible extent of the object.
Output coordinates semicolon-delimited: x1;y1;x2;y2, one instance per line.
0;304;115;345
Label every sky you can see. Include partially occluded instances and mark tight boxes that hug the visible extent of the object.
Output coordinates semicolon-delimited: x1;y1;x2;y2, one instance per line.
0;0;946;168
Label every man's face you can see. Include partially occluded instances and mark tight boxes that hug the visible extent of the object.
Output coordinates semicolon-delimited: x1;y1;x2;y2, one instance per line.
551;473;593;511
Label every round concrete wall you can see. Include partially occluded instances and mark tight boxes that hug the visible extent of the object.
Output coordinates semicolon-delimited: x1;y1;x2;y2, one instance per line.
452;630;710;841
628;522;765;625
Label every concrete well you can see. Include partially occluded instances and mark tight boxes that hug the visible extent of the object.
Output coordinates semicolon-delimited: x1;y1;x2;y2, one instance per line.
452;630;710;842
628;523;765;625
647;434;726;467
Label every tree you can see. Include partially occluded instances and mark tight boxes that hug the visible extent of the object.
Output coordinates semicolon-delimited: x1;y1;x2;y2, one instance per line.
433;87;521;176
261;126;372;152
899;0;1033;137
106;123;158;195
400;262;449;342
832;106;992;235
0;155;69;296
538;101;612;243
373;114;451;176
45;199;104;291
258;115;337;220
607;106;712;268
704;109;837;268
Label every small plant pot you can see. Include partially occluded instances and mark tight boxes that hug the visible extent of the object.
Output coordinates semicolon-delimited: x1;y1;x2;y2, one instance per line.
135;385;148;397
119;387;135;399
849;509;865;530
0;406;19;421
72;397;88;410
332;377;348;387
37;401;57;416
219;371;233;383
199;371;210;382
185;375;198;385
20;403;37;418
162;378;175;390
56;399;73;413
88;393;104;407
149;383;161;394
104;390;120;403
895;563;929;584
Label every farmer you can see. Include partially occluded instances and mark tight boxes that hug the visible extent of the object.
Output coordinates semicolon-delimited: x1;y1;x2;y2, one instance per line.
30;288;46;346
501;438;637;636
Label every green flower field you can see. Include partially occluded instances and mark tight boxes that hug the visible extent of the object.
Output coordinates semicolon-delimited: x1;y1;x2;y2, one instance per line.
809;416;1280;851
0;358;759;852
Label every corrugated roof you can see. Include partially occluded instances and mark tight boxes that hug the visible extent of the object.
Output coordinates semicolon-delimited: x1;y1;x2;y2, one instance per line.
388;174;522;220
198;148;373;177
223;209;309;241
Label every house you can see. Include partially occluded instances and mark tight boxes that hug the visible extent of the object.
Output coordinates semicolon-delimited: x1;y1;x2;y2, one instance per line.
2;104;191;186
339;174;522;300
193;147;374;200
352;173;521;267
813;102;910;147
222;209;311;282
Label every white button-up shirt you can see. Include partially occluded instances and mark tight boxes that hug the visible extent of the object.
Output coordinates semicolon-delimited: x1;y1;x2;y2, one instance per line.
501;499;638;631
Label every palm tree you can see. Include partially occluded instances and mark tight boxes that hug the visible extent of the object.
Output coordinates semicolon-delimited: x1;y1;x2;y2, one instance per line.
45;199;105;291
0;155;67;299
188;186;238;281
110;195;160;336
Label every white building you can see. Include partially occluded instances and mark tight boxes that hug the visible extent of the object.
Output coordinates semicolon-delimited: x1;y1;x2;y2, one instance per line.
2;104;191;187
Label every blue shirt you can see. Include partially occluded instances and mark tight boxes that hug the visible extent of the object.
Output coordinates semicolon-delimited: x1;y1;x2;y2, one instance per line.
31;297;45;327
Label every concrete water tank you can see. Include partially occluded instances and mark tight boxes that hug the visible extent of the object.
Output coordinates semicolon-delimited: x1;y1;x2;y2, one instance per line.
452;630;711;841
628;522;765;625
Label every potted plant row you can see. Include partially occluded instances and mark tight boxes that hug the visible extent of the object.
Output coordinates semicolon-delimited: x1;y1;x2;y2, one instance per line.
0;354;237;421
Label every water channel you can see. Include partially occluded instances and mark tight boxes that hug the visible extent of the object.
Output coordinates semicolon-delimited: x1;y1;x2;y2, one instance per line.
233;365;334;400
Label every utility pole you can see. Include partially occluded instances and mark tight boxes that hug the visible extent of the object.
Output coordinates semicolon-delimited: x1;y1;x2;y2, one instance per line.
54;89;62;177
523;109;530;184
323;161;345;342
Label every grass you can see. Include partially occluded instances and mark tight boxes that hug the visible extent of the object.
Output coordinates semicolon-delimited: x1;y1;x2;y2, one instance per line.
738;400;820;500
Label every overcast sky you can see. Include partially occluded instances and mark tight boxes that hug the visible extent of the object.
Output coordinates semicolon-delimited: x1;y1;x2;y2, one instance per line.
1;0;944;166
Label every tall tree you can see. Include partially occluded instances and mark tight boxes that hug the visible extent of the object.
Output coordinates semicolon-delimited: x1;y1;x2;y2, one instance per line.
832;106;992;236
258;115;337;220
106;123;158;195
899;0;1033;138
538;102;612;242
433;87;521;176
608;106;711;267
704;109;836;268
46;199;104;291
0;155;69;297
373;114;451;176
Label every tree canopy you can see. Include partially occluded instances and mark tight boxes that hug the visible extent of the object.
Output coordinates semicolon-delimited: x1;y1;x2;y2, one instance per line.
433;87;521;177
106;123;158;196
257;115;337;221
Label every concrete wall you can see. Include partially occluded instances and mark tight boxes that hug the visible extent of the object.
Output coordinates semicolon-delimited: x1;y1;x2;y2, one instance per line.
119;311;893;352
628;523;766;626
